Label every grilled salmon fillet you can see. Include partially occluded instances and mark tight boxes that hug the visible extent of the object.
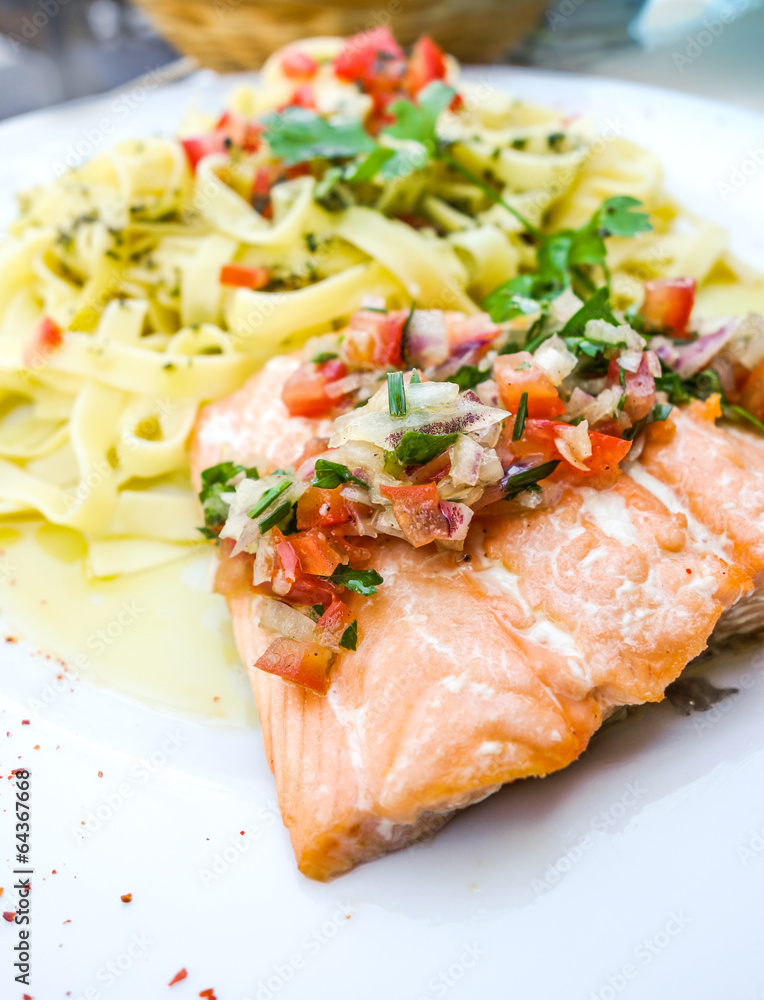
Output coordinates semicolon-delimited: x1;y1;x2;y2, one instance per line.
190;356;752;879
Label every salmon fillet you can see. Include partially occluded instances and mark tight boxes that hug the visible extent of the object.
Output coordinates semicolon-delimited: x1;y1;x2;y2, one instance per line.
638;398;764;637
190;356;751;879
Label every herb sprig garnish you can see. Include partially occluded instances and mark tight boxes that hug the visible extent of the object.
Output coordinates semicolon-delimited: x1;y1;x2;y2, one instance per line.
484;197;652;324
197;462;259;538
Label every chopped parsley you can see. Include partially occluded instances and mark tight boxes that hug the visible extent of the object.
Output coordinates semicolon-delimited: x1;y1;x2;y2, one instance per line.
262;106;376;164
451;364;490;391
329;566;384;595
312;459;367;490
198;462;258;533
339;620;358;650
393;430;457;466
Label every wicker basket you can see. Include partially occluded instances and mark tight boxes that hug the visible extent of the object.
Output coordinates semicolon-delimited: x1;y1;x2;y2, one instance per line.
131;0;549;72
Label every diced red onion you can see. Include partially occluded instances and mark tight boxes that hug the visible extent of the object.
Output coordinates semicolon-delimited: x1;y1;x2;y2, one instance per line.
671;321;737;379
439;499;473;541
404;310;449;369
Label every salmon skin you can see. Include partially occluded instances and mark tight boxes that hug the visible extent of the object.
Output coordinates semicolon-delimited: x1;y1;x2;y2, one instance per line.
190;356;753;880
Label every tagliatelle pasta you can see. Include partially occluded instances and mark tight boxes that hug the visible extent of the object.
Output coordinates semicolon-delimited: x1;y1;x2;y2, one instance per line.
0;31;761;578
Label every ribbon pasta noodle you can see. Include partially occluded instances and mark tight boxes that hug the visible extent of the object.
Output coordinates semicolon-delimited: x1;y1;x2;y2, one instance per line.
0;36;761;579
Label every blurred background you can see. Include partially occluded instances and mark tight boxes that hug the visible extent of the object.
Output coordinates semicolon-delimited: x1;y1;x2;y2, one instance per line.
0;0;762;121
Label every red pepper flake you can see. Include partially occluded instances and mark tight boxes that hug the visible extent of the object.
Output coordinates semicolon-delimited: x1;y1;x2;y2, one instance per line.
212;696;220;702
5;636;18;643
63;919;71;924
686;568;692;574
23;994;33;999
169;969;188;986
199;990;217;999
240;831;245;836
120;893;132;903
51;869;57;874
0;888;3;898
21;720;30;725
33;745;40;750
3;911;15;922
98;771;103;778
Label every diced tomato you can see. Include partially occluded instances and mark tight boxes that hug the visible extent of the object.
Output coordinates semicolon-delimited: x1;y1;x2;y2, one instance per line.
272;528;300;590
282;575;339;608
316;597;354;647
507;418;560;463
494;353;566;419
289;85;316;109
215;110;262;152
288;529;345;578
254;637;335;695
296;487;352;530
212;539;255;599
280;49;319;79
508;418;632;486
251;164;284;217
639;277;696;337
405;36;448;96
23;316;63;368
444;312;500;352
342;308;405;368
554;430;632;488
334;26;405;87
219;263;271;290
741;359;764;421
379;481;450;547
325;528;371;568
181;133;228;171
284;162;312;180
282;358;348;418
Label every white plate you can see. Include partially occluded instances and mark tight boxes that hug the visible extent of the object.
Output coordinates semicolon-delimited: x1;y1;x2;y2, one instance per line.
2;70;764;1000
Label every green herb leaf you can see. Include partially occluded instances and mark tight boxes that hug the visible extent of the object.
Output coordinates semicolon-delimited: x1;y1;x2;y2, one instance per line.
384;82;455;155
200;461;243;489
451;364;490;391
329;567;384;595
263;107;377;164
312;603;326;619
339;620;358;650
393;430;458;466
312;459;367;490
259;500;295;534
196;526;219;540
248;479;291;519
512;391;529;441
559;287;618;338
652;402;673;422
313;351;339;364
410;369;422;384
595;196;652;239
345;146;395;182
504;459;560;498
483;274;543;323
387;371;406;416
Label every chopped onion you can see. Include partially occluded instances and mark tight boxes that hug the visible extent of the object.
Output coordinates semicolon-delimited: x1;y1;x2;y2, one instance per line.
330;380;508;450
478;448;504;485
404;310;449;368
618;349;643;373
260;598;317;642
533;334;577;384
475;379;500;407
550;287;583;325
555;420;592;470
439;500;473;541
565;386;595;420
585;320;645;351
727;313;764;369
643;350;662;377
565;386;621;427
450;434;484;486
253;534;275;586
672;321;737;379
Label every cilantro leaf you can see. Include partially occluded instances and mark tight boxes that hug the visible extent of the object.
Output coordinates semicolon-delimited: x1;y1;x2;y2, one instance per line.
339;620;358;651
200;462;243;488
329;567;384;595
312;459;367;490
483;275;543;323
451;364;491;391
595;196;652;239
393;430;458;466
384;82;455;154
344;146;396;182
263;107;376;165
559;287;617;338
198;462;258;532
